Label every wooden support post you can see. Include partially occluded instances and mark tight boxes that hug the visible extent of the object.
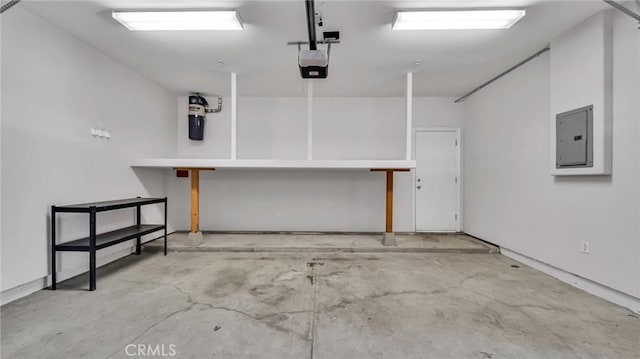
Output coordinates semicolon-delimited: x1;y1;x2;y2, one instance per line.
386;170;393;233
190;169;199;233
371;168;410;235
174;168;214;235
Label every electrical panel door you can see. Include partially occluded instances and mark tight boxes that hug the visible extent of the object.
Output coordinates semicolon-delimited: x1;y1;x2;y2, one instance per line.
556;105;593;168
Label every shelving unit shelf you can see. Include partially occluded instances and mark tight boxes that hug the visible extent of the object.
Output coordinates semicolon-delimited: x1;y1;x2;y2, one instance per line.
51;197;167;291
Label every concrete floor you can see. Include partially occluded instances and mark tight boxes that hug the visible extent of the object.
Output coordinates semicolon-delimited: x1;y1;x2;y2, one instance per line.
1;236;638;358
145;232;497;253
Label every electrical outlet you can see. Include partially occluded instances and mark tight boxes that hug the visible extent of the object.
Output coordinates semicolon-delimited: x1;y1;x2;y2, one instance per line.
581;241;590;254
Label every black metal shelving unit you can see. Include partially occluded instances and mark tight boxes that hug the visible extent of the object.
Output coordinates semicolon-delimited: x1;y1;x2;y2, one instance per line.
51;197;167;291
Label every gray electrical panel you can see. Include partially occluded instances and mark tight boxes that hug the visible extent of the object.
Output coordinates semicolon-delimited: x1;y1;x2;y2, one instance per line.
556;105;593;168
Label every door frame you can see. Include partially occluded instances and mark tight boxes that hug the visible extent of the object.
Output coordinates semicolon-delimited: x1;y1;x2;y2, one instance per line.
412;127;462;233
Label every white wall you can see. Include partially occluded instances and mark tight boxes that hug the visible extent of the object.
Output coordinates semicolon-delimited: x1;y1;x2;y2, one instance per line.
1;7;177;297
169;96;462;232
463;11;639;300
0;12;4;301
313;98;406;160
550;11;612;175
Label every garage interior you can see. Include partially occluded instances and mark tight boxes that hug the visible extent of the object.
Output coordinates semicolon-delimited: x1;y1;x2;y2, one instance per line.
1;0;639;358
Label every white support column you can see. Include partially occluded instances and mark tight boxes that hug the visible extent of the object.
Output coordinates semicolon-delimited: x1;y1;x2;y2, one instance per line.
307;80;313;160
230;72;237;160
405;72;413;160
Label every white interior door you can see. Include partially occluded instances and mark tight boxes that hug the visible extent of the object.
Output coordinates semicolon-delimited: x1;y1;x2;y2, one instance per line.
415;130;459;232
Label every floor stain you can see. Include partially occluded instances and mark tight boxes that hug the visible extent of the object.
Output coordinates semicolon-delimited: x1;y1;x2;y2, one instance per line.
420;236;441;243
250;285;295;306
207;268;250;295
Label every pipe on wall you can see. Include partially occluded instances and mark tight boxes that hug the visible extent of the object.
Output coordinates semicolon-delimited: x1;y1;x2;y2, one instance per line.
0;0;21;14
454;47;550;103
603;0;640;22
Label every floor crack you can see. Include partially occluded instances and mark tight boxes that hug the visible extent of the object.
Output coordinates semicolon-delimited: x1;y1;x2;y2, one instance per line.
105;302;193;359
172;284;312;341
472;291;582;359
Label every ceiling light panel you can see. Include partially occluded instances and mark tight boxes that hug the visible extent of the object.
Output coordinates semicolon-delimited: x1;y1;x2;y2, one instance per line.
112;11;243;31
392;10;526;30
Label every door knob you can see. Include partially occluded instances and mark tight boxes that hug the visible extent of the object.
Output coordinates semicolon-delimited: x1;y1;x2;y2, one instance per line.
417;178;421;182
417;185;421;190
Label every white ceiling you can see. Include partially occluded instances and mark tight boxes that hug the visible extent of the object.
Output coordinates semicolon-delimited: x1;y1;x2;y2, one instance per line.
17;0;607;97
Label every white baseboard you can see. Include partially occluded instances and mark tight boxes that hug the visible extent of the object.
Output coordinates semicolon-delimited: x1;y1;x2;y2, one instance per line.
1;245;135;306
501;248;640;314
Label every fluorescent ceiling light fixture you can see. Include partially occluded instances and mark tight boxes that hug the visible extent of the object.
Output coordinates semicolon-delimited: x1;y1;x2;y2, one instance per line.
112;11;243;31
392;10;526;30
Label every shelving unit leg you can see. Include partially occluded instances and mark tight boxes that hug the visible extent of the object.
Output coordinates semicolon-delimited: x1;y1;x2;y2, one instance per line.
51;206;57;290
135;204;141;255
164;197;168;256
89;207;97;291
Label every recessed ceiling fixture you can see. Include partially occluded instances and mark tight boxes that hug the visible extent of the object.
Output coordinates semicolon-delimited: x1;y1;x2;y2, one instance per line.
392;10;526;30
112;11;243;31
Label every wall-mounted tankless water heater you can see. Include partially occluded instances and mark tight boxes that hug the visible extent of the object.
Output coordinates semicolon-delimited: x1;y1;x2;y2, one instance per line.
188;93;222;141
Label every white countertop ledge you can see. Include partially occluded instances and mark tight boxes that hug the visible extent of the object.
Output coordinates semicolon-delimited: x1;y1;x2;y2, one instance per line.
131;159;416;170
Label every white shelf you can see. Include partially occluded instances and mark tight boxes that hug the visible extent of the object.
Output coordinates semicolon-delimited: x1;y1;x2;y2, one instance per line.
131;158;416;170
